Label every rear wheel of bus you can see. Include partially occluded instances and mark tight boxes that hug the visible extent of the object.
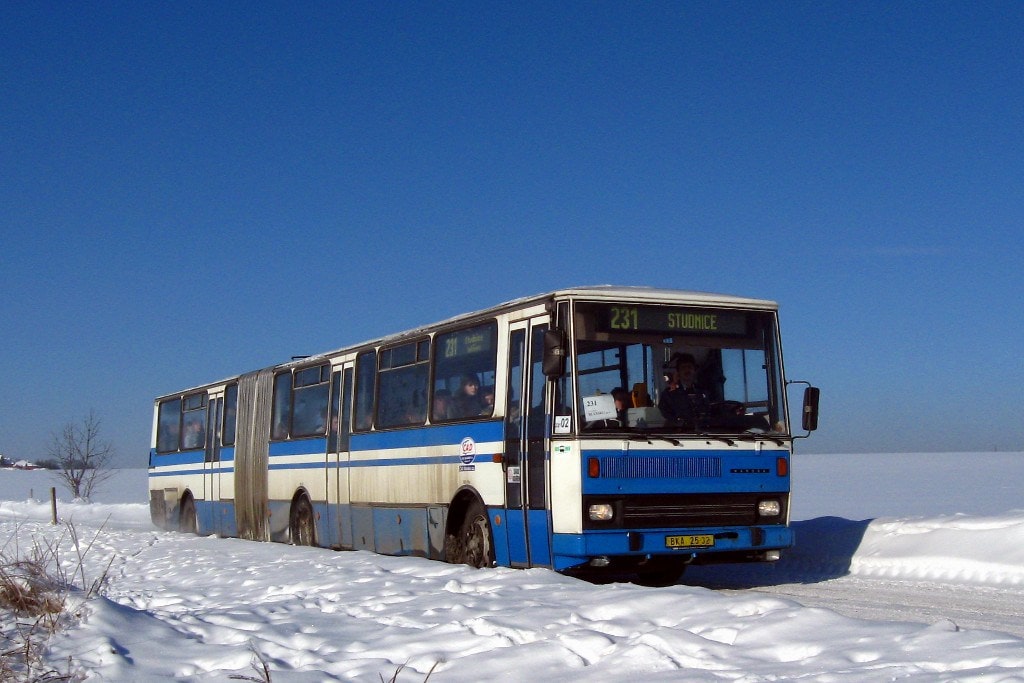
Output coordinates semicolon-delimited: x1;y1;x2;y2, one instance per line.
447;500;494;568
179;495;197;534
290;494;317;546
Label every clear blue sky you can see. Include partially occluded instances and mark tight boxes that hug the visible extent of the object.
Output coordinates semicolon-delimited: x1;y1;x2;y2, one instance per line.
2;2;1022;466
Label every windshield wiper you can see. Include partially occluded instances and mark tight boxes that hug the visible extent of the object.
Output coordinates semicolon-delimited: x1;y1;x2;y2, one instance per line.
637;433;680;446
696;432;735;447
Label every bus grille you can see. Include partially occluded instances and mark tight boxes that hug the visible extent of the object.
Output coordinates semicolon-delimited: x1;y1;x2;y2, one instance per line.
598;455;721;479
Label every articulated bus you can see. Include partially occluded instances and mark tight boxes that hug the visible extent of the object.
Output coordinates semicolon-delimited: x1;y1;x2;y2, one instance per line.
149;286;819;584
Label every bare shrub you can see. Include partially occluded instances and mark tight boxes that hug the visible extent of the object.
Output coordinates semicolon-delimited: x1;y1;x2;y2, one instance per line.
1;522;115;682
381;661;439;682
229;642;273;682
48;411;115;501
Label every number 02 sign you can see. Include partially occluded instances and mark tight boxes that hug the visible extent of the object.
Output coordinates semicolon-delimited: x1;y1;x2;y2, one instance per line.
553;415;571;434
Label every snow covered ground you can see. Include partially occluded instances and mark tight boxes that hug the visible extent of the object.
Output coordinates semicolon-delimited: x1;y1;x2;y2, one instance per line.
2;452;1023;681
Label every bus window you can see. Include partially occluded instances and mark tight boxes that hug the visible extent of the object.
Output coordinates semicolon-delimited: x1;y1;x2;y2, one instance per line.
339;368;353;450
433;322;498;422
328;371;341;452
156;398;182;453
292;364;330;437
181;393;207;450
377;340;429;428
271;372;292;440
223;383;238;446
354;350;376;431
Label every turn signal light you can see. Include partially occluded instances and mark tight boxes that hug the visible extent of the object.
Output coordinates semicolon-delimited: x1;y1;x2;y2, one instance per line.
776;457;788;477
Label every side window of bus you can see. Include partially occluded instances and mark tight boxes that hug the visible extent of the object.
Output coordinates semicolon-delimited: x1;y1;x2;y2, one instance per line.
292;364;330;437
223;383;238;446
271;371;292;440
377;339;429;428
339;368;353;449
181;393;207;450
433;321;498;422
157;398;182;453
354;350;376;431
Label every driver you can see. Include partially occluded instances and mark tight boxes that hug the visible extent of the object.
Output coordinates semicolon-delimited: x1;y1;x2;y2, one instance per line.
658;353;709;427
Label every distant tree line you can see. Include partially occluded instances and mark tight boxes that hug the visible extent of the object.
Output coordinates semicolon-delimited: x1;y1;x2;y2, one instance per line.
0;455;58;469
35;459;69;470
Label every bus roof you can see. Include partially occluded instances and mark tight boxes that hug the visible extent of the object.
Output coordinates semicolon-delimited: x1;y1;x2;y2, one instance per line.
155;285;778;399
543;285;777;309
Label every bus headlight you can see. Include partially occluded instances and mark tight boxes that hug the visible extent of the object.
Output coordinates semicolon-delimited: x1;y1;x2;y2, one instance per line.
588;504;614;521
757;499;781;517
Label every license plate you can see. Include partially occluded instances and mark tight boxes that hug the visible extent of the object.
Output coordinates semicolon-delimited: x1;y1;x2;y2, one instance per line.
665;534;715;549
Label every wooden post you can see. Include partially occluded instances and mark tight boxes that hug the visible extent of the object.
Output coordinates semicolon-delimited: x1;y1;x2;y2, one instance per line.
50;487;58;525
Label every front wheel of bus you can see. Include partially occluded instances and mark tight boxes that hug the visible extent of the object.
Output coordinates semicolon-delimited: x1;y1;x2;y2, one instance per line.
451;501;495;568
634;561;687;587
290;496;317;547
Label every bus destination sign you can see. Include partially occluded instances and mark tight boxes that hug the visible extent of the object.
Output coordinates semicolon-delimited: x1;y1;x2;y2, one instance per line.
602;305;749;336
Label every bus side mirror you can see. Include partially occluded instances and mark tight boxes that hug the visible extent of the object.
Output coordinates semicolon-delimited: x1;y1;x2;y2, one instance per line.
802;386;820;432
542;328;567;378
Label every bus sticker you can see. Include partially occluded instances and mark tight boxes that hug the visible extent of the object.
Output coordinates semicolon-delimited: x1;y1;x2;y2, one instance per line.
459;437;476;464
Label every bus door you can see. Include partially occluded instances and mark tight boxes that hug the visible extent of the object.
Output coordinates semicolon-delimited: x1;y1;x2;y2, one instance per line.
204;394;224;531
327;366;354;549
503;319;553;568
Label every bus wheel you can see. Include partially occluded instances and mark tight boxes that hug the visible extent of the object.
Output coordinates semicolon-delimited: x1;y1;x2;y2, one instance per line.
450;501;494;568
290;496;317;547
179;496;197;535
633;562;687;587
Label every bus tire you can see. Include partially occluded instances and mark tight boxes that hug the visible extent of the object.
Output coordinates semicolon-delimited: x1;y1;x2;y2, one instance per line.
179;496;197;535
290;495;317;547
634;562;687;587
448;500;495;568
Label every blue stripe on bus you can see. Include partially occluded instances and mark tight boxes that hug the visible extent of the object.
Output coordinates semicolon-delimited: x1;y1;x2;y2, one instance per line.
149;423;502;468
151;453;476;475
149;464;235;477
269;438;328;456
148;450;205;466
348;454;466;467
350;421;503;451
150;424;502;474
268;454;472;470
148;447;236;466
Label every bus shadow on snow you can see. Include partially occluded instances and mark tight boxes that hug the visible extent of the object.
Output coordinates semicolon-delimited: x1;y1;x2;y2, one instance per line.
680;517;873;589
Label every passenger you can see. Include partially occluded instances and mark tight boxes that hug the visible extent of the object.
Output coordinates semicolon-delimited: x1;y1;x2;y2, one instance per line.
480;386;495;415
404;402;425;424
452;374;485;417
432;389;452;421
159;420;180;451
183;420;205;449
610;387;630;423
586;387;630;430
658;353;710;428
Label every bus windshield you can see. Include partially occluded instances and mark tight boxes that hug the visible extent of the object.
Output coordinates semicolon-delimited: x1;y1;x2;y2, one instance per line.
572;301;787;436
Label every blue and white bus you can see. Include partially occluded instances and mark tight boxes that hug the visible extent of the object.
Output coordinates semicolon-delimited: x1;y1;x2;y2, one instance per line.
149;286;818;584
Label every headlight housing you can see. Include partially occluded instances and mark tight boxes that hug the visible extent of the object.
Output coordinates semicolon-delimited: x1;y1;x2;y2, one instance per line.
757;499;781;517
588;503;615;522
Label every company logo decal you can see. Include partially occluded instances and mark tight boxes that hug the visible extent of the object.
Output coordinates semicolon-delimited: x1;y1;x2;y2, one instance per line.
459;437;477;465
